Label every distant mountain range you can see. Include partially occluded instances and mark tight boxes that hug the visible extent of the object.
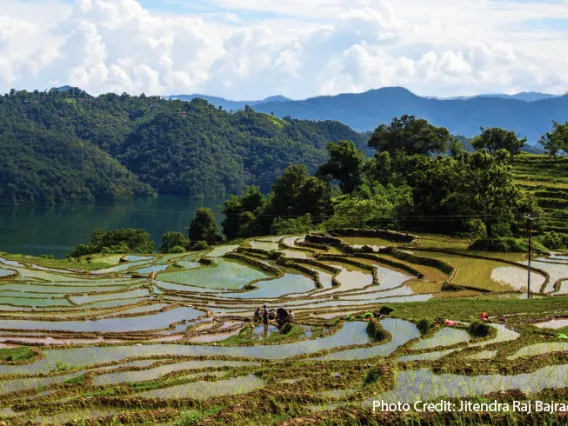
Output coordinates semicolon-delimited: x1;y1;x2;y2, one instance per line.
437;92;561;102
167;94;290;112
172;87;567;144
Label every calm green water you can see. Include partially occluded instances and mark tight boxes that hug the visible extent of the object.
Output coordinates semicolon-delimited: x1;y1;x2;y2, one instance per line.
0;196;225;258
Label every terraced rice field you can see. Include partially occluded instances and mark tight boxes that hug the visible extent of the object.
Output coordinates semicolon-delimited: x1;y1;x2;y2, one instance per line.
0;232;567;424
513;154;568;234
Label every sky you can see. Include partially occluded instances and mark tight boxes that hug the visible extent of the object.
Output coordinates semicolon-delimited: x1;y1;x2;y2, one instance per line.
1;0;567;99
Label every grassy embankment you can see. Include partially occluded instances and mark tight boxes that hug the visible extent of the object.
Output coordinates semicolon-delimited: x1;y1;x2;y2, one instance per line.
0;347;35;362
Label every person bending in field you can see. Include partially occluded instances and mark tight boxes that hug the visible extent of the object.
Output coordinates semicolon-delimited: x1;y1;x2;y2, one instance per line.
287;310;295;324
253;307;261;323
276;307;288;328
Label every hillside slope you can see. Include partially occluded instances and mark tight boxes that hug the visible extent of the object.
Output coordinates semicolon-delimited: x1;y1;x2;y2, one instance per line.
0;90;367;203
0;101;153;205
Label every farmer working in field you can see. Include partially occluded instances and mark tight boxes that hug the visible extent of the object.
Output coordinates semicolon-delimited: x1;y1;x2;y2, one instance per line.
262;305;269;326
253;307;261;323
276;307;288;328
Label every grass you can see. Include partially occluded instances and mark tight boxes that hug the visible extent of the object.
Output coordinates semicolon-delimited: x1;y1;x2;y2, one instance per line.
264;114;288;129
53;360;71;372
221;324;307;345
413;234;471;251
0;346;35;362
410;251;516;292
173;407;223;425
221;326;255;345
339;237;403;247
64;374;87;384
386;296;568;322
7;253;114;271
263;324;306;343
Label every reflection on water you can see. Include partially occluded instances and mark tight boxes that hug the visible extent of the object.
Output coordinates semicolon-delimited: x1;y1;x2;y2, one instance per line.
365;365;568;405
137;374;265;399
0;196;226;258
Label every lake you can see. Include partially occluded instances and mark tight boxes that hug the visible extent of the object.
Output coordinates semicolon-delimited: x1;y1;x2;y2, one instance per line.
0;196;226;258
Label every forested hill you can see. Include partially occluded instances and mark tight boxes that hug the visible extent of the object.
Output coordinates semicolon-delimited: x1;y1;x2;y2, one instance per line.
0;89;367;204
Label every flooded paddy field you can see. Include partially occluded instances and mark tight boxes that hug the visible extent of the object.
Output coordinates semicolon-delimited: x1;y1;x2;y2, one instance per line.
0;232;567;425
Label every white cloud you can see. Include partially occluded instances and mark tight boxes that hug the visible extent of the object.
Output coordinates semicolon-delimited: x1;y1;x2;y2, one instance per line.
0;0;567;98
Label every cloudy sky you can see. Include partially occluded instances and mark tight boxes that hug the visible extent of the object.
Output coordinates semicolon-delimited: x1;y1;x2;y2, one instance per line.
1;0;567;99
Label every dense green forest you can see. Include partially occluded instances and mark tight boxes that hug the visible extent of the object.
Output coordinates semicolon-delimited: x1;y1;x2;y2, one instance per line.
220;115;567;249
0;88;367;204
66;114;568;256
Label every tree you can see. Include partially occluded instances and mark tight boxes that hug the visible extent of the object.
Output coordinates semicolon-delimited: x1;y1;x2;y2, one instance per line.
324;195;394;229
222;186;268;240
188;208;218;243
539;121;568;158
455;151;524;237
448;137;466;158
269;165;310;216
295;176;333;222
269;166;332;223
68;228;154;257
370;151;394;185
405;155;464;233
368;115;451;156
317;140;366;193
160;231;189;253
472;127;526;158
272;214;313;235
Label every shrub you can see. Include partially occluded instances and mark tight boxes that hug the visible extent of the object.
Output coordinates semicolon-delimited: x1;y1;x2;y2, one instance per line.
168;245;186;254
69;228;155;257
468;321;491;338
68;244;94;258
417;319;434;336
464;219;487;239
267;250;283;260
160;231;189;253
54;361;70;372
378;306;394;316
363;366;383;386
538;232;568;250
272;214;313;235
188;208;219;243
192;241;209;251
469;237;547;253
366;319;387;341
174;409;206;426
